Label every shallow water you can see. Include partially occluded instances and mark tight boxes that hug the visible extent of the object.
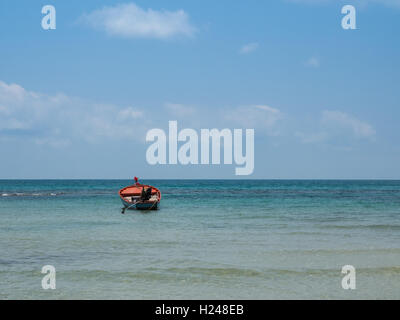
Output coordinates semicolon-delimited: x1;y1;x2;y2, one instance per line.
0;180;399;299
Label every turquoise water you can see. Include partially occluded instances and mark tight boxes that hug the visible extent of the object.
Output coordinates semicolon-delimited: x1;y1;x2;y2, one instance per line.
1;180;399;299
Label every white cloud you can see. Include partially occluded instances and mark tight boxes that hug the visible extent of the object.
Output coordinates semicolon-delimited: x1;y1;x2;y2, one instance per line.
117;107;143;120
322;110;376;139
80;3;196;39
295;110;376;144
0;80;147;146
34;137;71;148
254;105;280;113
1;80;377;151
239;43;259;54
226;105;283;135
305;57;320;68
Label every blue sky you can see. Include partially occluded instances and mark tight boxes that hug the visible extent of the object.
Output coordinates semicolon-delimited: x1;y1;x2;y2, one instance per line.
0;0;399;179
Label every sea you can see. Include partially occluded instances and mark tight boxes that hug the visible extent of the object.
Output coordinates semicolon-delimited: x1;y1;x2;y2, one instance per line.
0;180;399;299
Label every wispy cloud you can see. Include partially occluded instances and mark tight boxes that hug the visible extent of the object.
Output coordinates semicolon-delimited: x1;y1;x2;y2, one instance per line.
0;80;147;146
80;3;196;39
296;110;376;144
239;42;259;54
1;80;377;152
117;107;143;120
295;131;328;144
226;105;283;136
305;57;320;68
322;110;376;139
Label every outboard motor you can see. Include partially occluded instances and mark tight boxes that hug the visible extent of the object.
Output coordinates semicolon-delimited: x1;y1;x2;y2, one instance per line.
145;187;152;200
140;187;152;201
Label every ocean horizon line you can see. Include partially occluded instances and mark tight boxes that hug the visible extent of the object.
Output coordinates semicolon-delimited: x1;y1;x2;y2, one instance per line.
1;178;400;181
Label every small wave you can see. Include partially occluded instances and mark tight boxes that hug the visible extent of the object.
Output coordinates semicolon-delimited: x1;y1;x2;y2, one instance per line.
0;192;62;197
321;224;400;231
59;266;400;281
270;248;400;255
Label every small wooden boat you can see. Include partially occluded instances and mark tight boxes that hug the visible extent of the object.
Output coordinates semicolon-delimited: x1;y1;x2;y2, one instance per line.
119;177;161;212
